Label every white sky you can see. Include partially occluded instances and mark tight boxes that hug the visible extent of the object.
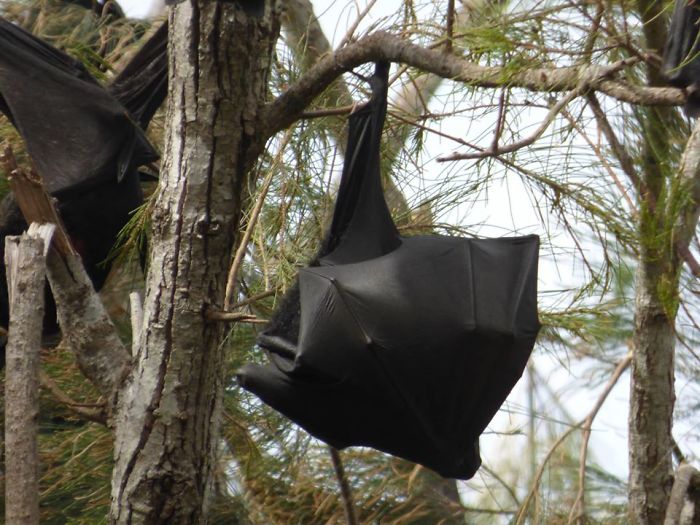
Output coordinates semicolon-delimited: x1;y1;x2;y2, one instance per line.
119;0;158;19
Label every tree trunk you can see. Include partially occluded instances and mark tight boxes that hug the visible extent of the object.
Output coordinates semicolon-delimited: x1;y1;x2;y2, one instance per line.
629;254;676;525
109;2;279;523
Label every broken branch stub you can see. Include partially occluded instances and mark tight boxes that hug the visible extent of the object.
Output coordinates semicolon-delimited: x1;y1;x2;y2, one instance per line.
4;225;53;525
5;155;130;403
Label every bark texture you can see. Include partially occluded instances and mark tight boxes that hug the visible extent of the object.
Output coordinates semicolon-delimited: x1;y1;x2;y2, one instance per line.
46;251;131;398
4;231;46;525
629;257;677;524
109;2;280;523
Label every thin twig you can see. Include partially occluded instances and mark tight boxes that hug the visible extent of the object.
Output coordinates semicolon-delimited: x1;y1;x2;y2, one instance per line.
301;104;355;119
337;0;379;49
439;87;584;161
329;447;358;525
480;465;521;506
567;352;632;525
229;289;276;310
560;106;636;211
491;89;508;152
586;92;644;193
670;436;687;465
224;129;295;309
515;352;632;525
39;370;107;425
206;309;268;324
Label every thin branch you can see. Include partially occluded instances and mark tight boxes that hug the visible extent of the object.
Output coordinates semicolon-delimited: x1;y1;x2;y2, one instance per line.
514;427;578;525
438;87;584;161
229;289;276;309
673;118;700;262
586;92;644;193
515;352;632;525
336;0;379;49
301;104;355;118
567;353;632;525
224;129;295;310
491;89;508;152
560;106;636;211
676;242;700;278
329;447;358;525
439;58;639;161
39;370;107;425
480;465;521;507
671;436;687;465
206;310;267;323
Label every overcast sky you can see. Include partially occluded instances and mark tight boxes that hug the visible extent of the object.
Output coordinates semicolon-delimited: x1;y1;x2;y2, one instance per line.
119;0;159;19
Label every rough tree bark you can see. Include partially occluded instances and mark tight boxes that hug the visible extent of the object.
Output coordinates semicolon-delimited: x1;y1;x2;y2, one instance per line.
629;252;677;524
109;2;280;523
3;227;50;525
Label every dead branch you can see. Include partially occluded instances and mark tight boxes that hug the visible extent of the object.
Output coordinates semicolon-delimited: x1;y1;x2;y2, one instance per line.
4;225;51;525
1;147;75;257
4;155;131;402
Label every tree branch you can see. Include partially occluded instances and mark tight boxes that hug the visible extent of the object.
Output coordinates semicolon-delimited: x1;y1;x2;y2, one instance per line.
438;86;584;161
568;352;633;525
263;31;684;137
673;118;700;261
663;463;700;525
45;250;131;401
515;352;632;525
39;369;107;425
586;92;644;193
